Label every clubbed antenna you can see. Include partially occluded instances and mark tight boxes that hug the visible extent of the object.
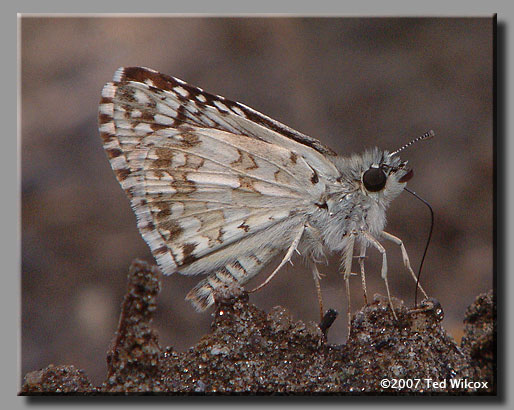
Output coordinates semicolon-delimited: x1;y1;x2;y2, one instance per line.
389;130;435;157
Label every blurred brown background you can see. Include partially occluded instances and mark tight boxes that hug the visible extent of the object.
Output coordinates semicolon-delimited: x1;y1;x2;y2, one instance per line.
21;17;493;385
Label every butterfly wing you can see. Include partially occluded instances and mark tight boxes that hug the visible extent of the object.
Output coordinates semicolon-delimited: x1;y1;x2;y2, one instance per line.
99;68;334;281
107;67;340;179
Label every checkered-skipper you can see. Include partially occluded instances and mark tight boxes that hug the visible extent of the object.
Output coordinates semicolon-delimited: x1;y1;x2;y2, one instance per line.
98;67;432;324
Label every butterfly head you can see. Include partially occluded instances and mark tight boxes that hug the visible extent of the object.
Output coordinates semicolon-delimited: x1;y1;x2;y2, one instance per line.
350;130;434;202
356;148;412;203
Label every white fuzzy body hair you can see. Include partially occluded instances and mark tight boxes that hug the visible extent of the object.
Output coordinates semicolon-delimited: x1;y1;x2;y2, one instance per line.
303;147;410;260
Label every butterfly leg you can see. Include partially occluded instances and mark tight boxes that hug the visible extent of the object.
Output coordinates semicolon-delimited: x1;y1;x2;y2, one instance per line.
311;264;324;322
361;231;398;321
249;224;305;293
381;231;428;299
342;235;356;337
356;241;369;304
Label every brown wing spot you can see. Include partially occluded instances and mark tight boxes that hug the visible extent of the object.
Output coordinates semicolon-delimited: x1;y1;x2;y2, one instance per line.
244;153;258;171
274;169;293;184
162;220;183;242
144;221;156;231
152;169;167;179
98;113;112;125
231;149;244;167
215;267;237;284
233;260;246;272
231;149;259;171
122;67;176;92
152;204;184;241
238;176;258;193
182;243;198;265
146;71;176;91
172;105;188;127
118;87;137;103
119;67;147;83
155;148;174;160
172;175;197;194
290;152;298;164
150;123;171;131
311;170;319;184
153;245;170;256
216;227;224;243
100;96;113;104
105;148;123;159
140;111;156;122
115;168;131;182
154;202;172;220
180;153;205;171
151;163;169;173
151;148;174;169
238;221;250;232
101;133;115;144
178;130;201;148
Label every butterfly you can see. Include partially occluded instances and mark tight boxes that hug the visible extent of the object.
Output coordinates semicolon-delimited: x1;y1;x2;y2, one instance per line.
98;66;431;328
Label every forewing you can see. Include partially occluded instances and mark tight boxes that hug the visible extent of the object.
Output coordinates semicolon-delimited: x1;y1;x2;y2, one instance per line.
99;74;328;276
105;66;340;180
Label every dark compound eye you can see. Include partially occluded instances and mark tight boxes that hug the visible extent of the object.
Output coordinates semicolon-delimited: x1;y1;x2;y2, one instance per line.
362;167;387;192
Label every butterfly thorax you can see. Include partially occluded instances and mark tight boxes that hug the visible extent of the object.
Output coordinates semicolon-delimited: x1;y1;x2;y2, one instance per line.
306;147;410;253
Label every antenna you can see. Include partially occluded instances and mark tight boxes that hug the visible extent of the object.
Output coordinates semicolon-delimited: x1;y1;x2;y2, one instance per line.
389;130;435;157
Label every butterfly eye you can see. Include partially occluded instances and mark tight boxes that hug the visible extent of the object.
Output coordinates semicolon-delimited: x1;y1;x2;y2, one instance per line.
362;167;387;192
